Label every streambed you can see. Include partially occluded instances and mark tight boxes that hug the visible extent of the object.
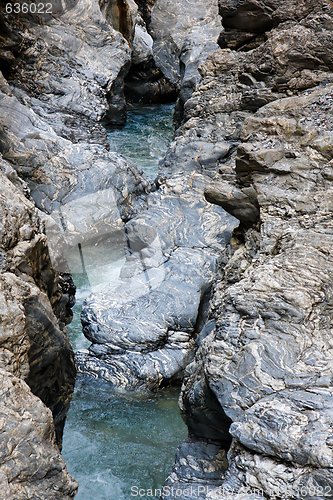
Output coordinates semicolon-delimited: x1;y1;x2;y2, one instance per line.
62;104;187;499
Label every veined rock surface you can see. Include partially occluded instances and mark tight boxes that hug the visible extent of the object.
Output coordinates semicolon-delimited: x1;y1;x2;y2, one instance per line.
150;0;222;120
0;0;146;495
78;172;237;389
163;1;333;498
0;158;77;497
1;0;333;497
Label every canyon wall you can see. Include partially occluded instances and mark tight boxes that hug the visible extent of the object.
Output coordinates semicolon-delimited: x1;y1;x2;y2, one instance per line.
164;1;333;498
0;0;146;496
0;159;77;496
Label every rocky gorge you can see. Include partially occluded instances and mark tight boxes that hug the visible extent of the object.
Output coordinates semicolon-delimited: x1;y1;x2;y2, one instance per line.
0;0;333;498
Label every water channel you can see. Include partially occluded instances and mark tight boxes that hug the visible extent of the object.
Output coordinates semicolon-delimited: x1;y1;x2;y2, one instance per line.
62;104;187;499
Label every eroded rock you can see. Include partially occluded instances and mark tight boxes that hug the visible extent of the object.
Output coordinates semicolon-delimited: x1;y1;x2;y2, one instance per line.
150;0;222;120
165;2;333;498
0;370;77;499
78;173;237;390
0;160;77;495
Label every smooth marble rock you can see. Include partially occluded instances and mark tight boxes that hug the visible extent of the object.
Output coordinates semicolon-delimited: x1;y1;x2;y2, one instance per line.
150;0;222;120
1;0;132;130
0;0;143;492
125;8;178;103
100;0;138;43
0;0;149;279
79;173;237;389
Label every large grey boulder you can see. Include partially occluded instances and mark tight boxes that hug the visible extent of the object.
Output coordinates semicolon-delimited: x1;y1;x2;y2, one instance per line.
78;173;237;389
0;0;148;272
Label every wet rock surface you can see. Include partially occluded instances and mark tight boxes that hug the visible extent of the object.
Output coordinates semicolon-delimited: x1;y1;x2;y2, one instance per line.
150;0;221;121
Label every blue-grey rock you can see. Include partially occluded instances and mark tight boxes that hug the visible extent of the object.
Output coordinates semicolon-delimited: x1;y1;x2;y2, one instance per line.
78;173;237;389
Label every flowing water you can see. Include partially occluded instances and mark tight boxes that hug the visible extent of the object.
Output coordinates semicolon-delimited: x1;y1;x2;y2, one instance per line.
62;104;187;499
107;103;175;179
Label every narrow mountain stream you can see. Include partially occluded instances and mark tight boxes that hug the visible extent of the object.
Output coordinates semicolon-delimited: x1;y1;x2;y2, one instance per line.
62;104;187;499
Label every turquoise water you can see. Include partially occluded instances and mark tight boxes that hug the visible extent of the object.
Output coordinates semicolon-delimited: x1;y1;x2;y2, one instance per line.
62;105;187;499
108;104;174;179
62;377;186;499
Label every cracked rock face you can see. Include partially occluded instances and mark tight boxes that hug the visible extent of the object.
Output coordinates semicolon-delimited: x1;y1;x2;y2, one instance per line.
163;1;333;498
202;84;333;498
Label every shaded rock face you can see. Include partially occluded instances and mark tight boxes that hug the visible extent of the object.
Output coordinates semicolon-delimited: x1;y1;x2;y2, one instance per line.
150;0;222;121
0;0;148;254
0;159;77;496
134;0;156;24
162;1;333;498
